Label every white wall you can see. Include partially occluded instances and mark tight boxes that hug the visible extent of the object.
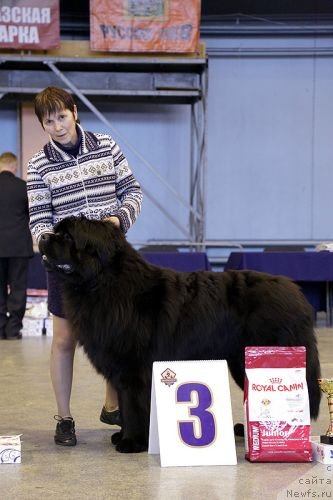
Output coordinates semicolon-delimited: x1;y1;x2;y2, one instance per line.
204;35;333;242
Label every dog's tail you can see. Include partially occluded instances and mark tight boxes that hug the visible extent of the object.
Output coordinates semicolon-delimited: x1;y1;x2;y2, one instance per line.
306;341;321;420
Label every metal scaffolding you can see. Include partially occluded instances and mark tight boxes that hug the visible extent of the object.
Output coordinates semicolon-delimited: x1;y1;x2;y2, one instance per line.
0;47;208;244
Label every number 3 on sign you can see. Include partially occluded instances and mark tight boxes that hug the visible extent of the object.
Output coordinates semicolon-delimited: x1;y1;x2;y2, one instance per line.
149;360;237;467
177;383;216;447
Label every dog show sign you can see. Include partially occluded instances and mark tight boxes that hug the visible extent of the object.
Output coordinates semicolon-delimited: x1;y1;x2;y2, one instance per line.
149;360;237;467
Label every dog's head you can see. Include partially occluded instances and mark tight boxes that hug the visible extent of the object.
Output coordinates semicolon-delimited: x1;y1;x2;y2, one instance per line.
39;216;126;281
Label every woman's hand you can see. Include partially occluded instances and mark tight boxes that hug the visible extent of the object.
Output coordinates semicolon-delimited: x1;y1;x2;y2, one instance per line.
104;216;120;228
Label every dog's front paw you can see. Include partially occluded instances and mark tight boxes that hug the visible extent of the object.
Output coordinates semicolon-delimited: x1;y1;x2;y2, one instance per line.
111;431;123;445
115;437;148;453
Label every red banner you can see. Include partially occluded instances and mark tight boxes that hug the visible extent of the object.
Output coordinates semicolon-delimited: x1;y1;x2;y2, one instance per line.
90;0;201;53
0;0;60;50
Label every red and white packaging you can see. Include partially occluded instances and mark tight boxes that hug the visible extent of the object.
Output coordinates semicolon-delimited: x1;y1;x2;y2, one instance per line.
244;346;312;462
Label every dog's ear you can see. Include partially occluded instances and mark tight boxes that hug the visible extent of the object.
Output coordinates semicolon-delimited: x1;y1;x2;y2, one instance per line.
54;217;90;255
56;216;126;269
71;224;90;252
72;217;123;266
54;217;77;237
92;221;124;265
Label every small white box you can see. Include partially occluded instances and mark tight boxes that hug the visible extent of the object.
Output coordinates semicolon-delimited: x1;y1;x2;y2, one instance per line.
311;436;333;464
0;435;21;464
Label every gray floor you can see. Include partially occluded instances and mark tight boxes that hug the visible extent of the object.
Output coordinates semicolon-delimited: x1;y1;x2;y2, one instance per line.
1;328;333;500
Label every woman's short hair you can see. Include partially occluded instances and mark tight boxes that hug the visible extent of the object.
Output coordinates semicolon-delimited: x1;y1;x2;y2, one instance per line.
34;86;77;125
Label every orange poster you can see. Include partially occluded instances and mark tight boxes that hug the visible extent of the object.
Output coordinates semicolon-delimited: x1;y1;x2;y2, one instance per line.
90;0;201;53
0;0;60;50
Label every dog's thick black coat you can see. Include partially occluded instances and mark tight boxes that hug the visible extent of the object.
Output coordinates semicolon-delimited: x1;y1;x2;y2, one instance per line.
39;217;321;453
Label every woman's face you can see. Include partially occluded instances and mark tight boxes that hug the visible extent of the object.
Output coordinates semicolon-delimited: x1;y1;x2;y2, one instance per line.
42;106;78;146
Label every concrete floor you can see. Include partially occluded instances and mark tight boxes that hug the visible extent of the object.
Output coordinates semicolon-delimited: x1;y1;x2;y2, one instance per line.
1;328;333;500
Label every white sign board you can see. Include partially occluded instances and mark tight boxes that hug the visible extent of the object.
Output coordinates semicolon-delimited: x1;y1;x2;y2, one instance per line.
148;360;237;467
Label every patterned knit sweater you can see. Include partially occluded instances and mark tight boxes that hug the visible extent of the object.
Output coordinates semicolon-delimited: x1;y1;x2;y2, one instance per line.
27;125;143;241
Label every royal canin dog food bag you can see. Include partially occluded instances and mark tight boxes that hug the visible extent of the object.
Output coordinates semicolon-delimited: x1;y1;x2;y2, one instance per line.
244;346;312;462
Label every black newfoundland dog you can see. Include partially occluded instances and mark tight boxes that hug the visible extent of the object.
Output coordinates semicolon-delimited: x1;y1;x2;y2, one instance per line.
39;217;321;453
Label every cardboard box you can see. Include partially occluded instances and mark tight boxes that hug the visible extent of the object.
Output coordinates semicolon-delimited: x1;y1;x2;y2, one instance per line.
26;296;48;318
44;318;53;336
22;317;53;336
311;436;333;464
0;435;21;464
22;317;45;336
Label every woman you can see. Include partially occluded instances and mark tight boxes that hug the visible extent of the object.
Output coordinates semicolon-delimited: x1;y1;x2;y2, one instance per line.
27;86;143;446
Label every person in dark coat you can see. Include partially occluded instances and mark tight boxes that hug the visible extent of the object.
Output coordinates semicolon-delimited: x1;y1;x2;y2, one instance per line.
0;152;33;339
